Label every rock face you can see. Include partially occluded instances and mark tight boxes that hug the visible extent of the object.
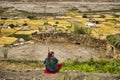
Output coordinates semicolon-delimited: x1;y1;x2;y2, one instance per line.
0;0;120;2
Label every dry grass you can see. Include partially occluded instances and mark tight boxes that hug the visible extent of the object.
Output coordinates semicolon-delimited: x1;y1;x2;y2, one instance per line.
0;37;17;45
1;28;16;36
0;60;44;71
94;18;106;22
15;30;38;35
105;14;114;18
71;16;120;39
92;23;120;39
0;15;120;41
66;12;80;16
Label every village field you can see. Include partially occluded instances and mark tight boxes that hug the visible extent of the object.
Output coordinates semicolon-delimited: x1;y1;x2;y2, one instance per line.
0;2;120;80
0;13;120;46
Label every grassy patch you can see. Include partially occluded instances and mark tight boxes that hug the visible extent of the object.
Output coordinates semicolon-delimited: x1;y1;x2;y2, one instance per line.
0;59;44;71
74;25;92;36
107;35;120;49
1;29;17;37
62;59;120;74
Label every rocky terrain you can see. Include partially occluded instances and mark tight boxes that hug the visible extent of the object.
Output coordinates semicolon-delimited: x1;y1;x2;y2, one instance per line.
0;1;120;15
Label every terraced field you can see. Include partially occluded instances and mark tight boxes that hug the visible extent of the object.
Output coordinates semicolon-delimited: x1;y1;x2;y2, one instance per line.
0;13;120;45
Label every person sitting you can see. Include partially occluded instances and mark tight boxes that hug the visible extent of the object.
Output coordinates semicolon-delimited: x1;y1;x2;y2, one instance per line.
44;51;62;74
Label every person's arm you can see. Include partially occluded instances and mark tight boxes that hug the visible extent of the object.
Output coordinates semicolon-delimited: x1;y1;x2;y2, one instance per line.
54;57;58;64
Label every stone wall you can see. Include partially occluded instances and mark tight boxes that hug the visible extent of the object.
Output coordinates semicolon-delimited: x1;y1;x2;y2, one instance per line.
31;32;107;50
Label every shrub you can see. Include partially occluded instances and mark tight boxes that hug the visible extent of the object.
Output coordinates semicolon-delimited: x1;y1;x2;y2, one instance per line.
0;24;4;26
27;15;36;20
44;21;49;25
66;26;72;29
22;23;28;26
38;27;42;32
55;21;59;24
95;21;99;24
74;25;92;36
82;14;88;18
13;34;31;41
8;24;16;28
112;14;120;18
99;15;106;18
107;35;120;49
1;17;7;20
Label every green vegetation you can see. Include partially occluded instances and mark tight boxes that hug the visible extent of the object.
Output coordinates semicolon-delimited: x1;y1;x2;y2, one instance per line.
105;19;120;24
112;14;120;18
99;14;106;18
44;21;50;25
62;59;120;74
82;14;88;18
13;34;31;41
8;24;17;28
27;15;36;20
74;25;92;36
107;35;120;49
22;23;28;26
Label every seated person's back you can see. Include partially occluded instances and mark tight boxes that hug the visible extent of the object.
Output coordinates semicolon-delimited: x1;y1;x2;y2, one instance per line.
44;51;58;72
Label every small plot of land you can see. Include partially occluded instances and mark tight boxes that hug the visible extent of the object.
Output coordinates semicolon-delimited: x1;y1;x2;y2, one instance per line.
0;37;17;46
0;42;101;62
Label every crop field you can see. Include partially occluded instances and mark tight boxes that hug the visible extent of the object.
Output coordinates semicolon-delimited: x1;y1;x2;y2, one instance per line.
92;22;120;39
1;28;16;37
0;14;120;45
0;37;17;46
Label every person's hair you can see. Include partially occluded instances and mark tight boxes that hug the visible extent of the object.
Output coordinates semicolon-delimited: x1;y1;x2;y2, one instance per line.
51;51;54;55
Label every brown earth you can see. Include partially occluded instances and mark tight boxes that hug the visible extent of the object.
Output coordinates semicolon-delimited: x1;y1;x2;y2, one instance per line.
0;42;103;62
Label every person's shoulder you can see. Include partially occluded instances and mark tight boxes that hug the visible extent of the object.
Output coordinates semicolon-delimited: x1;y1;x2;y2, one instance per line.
52;57;58;60
51;57;56;59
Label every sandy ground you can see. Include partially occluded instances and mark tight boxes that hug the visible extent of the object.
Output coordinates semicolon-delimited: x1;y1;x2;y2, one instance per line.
0;42;102;62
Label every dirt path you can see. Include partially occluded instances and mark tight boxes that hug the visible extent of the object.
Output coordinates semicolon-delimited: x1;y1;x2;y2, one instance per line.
0;42;102;62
